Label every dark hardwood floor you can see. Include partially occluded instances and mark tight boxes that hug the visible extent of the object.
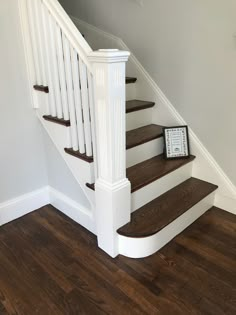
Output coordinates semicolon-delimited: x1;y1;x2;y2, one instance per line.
0;205;235;315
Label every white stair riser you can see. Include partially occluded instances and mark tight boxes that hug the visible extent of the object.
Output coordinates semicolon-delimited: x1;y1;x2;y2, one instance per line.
118;192;215;258
126;138;163;168
131;162;193;212
126;84;136;101
126;109;153;131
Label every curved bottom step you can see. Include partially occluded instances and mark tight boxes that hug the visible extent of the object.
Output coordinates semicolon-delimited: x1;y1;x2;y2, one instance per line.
118;178;218;258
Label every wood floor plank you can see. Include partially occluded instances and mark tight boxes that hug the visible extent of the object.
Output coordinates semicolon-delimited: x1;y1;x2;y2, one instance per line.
0;205;235;314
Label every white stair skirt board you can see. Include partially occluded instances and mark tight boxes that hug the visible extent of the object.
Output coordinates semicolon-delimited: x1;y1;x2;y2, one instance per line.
49;187;96;234
126;83;136;101
131;162;193;212
126;138;164;168
214;194;236;215
119;192;216;258
0;187;50;226
38;114;95;208
126;108;153;132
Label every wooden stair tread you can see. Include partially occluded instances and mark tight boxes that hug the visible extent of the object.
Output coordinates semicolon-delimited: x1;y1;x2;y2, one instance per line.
117;178;218;237
126;100;155;114
87;155;195;192
43;100;154;128
34;85;49;93
65;124;163;162
64;148;93;163
128;154;195;193
126;77;137;84
126;124;164;149
43;115;70;127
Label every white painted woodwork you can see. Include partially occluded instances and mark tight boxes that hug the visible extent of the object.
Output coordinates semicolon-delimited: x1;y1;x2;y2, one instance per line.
79;59;93;157
42;0;93;71
18;0;39;108
48;13;63;118
88;72;98;179
119;193;216;258
126;138;164;168
34;0;47;86
88;49;131;257
131;162;193;212
39;116;95;206
126;109;153;131
41;4;56;116
63;35;79;151
55;23;70;121
26;0;42;84
71;49;86;154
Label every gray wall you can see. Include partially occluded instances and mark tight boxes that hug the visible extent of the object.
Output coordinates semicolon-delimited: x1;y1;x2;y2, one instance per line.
0;0;48;202
59;0;236;185
43;133;90;208
0;0;89;207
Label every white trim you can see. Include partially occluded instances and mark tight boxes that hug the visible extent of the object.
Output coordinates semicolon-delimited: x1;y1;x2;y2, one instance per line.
0;187;50;226
0;186;96;232
215;194;236;215
49;187;96;234
71;17;236;203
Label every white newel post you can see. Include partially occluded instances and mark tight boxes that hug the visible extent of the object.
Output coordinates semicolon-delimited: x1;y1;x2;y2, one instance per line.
88;49;131;257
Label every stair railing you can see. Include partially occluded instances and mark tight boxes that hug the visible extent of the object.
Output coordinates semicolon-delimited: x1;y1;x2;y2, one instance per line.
19;0;131;257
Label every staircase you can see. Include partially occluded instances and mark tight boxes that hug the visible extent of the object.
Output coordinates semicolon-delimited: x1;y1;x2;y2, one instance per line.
19;0;218;258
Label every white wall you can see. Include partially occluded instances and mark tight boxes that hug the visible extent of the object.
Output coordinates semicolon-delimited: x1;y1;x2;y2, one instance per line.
0;0;48;202
59;0;236;186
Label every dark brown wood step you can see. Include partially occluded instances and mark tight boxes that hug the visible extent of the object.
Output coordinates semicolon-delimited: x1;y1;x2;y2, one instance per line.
86;154;195;192
117;178;218;238
43;100;154;129
43;115;70;127
126;124;164;150
128;154;195;193
64;148;93;163
65;124;163;163
34;85;49;93
126;100;155;114
126;77;137;84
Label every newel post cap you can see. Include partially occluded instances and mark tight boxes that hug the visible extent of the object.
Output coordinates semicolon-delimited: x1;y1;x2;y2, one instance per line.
88;49;130;63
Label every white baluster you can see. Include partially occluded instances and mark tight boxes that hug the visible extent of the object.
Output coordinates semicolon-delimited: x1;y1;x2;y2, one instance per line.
55;23;70;121
63;35;79;151
41;4;56;116
71;48;86;154
88;72;98;178
79;59;93;157
26;0;41;84
88;49;131;257
33;0;47;86
48;12;63;118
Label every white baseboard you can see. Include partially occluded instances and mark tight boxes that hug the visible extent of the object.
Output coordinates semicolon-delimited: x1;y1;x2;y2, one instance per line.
49;187;96;234
215;193;236;215
0;187;50;226
0;186;96;232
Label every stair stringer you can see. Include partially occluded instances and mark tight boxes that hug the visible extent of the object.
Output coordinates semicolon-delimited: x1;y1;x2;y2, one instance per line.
36;110;96;213
71;17;236;212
